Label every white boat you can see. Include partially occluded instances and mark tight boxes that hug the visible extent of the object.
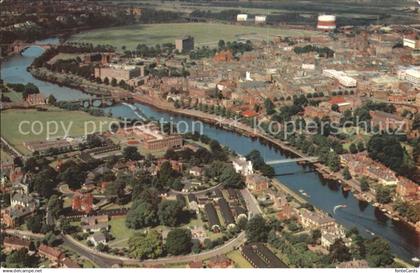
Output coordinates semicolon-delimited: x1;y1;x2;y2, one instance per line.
412;257;419;263
333;204;347;214
365;229;375;236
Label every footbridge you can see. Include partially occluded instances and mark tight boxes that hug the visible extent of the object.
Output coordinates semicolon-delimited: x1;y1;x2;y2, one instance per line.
266;156;319;165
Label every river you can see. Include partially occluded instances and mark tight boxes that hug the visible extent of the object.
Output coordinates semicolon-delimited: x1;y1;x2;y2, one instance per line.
1;41;419;262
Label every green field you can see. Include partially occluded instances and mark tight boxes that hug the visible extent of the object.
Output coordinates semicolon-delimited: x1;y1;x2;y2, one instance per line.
68;22;317;50
0;107;117;155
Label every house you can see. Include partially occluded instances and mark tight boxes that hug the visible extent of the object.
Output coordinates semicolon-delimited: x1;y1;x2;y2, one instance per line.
232;156;253;176
321;232;342;249
187;261;204;268
245;174;270;193
204;203;221;232
38;244;64;262
240;243;286;268
3;236;31;251
276;203;295;221
62;258;81;268
207;256;233;268
81;215;109;233
189;166;204;177
396;177;419;202
89;232;107;247
25;93;45;105
72;191;94;213
299;209;336;230
187;194;199;211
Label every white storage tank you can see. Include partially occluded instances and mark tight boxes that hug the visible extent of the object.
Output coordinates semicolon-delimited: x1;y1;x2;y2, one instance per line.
237;14;248;22
317;15;336;30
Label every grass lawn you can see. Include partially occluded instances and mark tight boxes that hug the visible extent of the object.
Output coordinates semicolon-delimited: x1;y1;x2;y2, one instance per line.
109;216;135;244
0;107;117;155
1;149;13;162
3;90;23;102
226;250;252;268
68;22;318;50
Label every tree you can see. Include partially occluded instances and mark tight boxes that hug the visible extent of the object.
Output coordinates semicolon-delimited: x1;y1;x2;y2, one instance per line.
47;94;56;105
219;166;244;188
4;249;36;268
126;200;158;229
349;143;358;154
105;178;126;202
237;217;248;230
128;231;163;259
367;134;414;177
360;177;370;192
365;237;393;267
331;104;339;112
342;167;351;180
376;185;392;204
329;239;351;263
26;214;44;233
218;39;225;49
165;228;192;255
158;200;182;227
357;142;365;152
123;146;142;161
264;98;275;115
245;215;269;242
47;195;63;219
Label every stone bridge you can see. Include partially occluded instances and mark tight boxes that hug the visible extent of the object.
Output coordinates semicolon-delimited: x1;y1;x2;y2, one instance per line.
10;41;53;54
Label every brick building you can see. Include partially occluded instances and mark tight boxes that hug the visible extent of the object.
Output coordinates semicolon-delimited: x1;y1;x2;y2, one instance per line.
72;191;94;213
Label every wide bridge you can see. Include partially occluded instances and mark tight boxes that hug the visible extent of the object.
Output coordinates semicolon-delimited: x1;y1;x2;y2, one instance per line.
266;156;319;165
10;41;53;54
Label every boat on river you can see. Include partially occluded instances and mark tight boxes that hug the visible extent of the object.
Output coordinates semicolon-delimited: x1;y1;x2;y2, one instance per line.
333;204;347;214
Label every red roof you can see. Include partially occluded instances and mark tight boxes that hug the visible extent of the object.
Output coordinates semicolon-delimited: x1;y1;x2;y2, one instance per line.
242;110;258;118
329;97;347;105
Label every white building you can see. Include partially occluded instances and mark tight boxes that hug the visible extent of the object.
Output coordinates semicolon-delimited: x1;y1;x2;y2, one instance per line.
403;36;419;49
232;156;254;176
398;66;420;86
323;69;357;88
237;14;248;22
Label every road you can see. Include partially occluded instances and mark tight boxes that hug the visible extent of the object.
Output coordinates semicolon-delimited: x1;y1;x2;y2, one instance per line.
240;188;262;216
63;232;246;267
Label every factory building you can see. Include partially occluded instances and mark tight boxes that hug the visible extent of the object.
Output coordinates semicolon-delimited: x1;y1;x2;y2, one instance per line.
237;14;248;22
94;64;142;82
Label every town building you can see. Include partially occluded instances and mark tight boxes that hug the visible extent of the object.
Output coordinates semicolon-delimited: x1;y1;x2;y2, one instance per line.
3;236;31;251
81;215;109;233
38;244;64;262
218;198;236;229
232;156;253;176
299;209;336;230
245;174;270;193
72;191;94;213
240;243;286;268
88;232;107;246
117;125;183;152
204;202;221;232
398;66;420;86
94;64;142;82
175;36;194;53
396;177;419;202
